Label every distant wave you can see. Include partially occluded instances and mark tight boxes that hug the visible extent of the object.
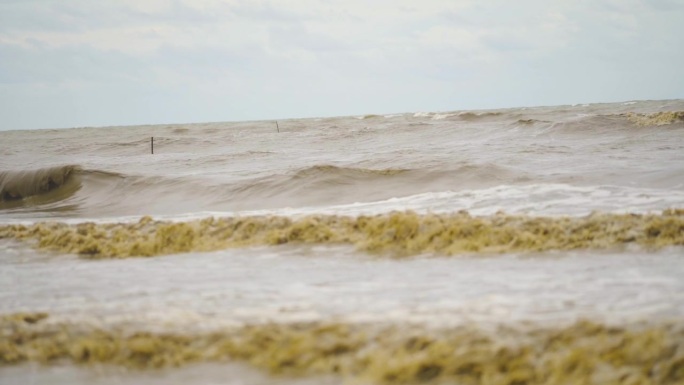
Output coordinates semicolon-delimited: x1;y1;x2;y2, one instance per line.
457;111;505;121
360;114;382;119
413;111;509;121
471;110;683;128
532;112;684;136
410;109;684;130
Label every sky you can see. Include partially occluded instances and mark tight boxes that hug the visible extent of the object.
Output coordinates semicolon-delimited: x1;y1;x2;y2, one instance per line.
0;0;683;131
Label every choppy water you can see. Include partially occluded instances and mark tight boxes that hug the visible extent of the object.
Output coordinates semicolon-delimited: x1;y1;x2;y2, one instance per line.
1;100;684;385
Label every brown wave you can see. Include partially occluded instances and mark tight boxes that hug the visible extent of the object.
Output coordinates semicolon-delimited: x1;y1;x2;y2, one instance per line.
0;166;127;214
2;209;683;259
227;163;524;209
222;165;422;208
2;312;682;384
0;165;81;202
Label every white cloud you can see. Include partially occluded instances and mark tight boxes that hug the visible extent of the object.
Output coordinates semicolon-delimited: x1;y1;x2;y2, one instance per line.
0;0;682;130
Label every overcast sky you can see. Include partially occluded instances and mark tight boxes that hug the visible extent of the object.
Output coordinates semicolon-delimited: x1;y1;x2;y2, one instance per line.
1;0;683;130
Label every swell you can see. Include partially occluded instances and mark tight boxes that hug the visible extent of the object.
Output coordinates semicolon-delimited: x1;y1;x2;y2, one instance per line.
223;163;528;210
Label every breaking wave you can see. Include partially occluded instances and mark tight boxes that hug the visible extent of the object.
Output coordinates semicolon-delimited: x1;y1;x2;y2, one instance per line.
0;165;81;202
0;165;126;213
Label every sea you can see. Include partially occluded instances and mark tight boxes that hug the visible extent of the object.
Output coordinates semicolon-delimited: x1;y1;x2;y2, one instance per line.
1;100;683;385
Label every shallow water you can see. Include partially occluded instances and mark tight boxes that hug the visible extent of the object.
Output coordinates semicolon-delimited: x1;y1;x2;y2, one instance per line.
0;363;339;385
3;242;684;329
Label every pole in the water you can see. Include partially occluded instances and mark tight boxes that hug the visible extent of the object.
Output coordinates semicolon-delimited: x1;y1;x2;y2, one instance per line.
276;121;280;133
151;137;154;154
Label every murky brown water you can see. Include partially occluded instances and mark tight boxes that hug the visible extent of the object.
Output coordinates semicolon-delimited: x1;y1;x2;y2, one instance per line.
1;100;684;384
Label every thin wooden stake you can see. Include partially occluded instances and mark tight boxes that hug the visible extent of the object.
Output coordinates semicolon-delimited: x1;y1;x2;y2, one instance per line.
276;121;280;133
151;137;154;154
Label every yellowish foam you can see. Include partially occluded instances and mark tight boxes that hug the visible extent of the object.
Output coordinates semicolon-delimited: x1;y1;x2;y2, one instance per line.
1;210;683;259
1;312;683;384
626;111;684;126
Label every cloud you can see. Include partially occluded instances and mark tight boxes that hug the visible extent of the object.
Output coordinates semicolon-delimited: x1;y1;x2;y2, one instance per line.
0;0;682;130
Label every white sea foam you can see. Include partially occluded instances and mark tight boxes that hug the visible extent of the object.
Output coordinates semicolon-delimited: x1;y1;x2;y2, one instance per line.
431;113;453;120
226;183;684;219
